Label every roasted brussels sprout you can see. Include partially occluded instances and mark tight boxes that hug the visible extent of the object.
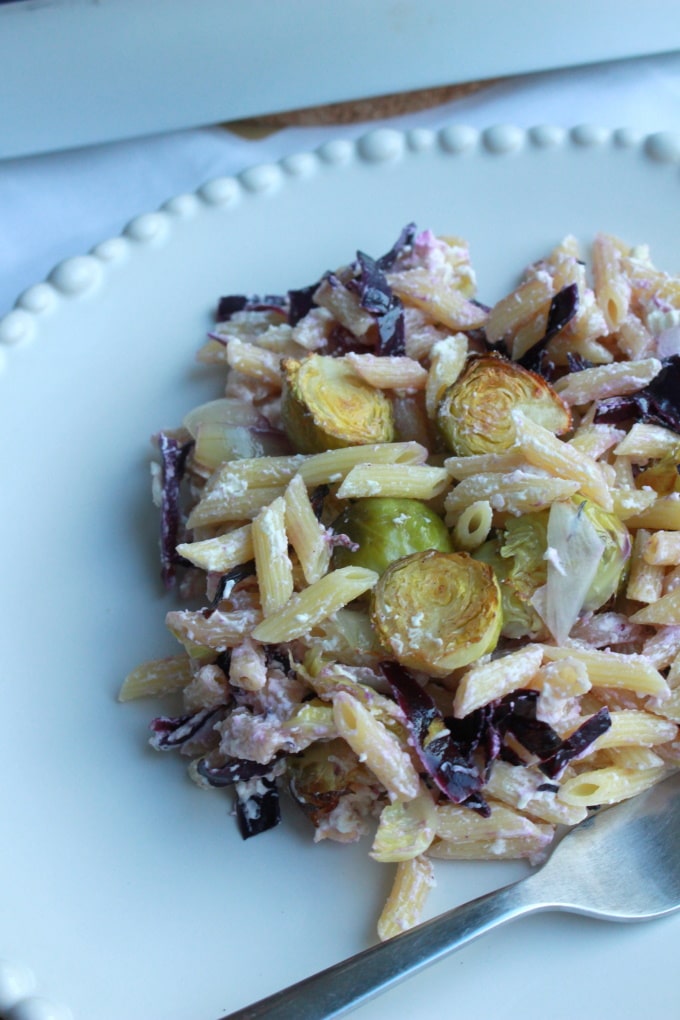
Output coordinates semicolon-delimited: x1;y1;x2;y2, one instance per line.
287;738;377;835
474;498;631;640
437;354;571;456
370;550;502;677
281;354;394;454
331;497;453;575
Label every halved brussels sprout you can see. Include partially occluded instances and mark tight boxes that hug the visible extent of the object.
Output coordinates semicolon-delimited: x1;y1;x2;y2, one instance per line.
287;737;376;831
281;354;394;454
437;354;571;456
370;550;502;677
473;498;631;640
332;497;453;575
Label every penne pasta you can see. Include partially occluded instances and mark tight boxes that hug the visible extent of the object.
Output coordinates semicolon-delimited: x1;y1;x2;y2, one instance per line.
376;855;435;941
332;691;420;802
251;566;378;644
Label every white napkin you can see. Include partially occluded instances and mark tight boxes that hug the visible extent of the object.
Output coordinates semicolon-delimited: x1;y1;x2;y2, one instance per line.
1;51;679;320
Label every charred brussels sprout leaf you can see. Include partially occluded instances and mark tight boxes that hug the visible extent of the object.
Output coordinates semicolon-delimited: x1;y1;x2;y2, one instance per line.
332;497;453;575
371;550;502;677
287;738;377;831
437;354;571;456
281;354;394;453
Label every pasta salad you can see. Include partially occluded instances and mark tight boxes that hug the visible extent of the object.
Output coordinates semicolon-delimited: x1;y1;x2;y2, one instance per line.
121;224;680;939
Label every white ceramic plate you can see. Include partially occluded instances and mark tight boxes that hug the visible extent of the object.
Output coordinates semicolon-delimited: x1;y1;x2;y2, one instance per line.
2;123;680;1020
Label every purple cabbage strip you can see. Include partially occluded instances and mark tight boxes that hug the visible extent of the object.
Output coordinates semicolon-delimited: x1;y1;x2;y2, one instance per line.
595;354;680;434
518;283;579;375
351;251;406;356
382;662;487;811
157;432;194;589
196;757;282;838
539;707;611;779
490;691;611;779
288;282;320;326
375;222;418;271
215;294;288;321
235;777;281;839
149;707;224;751
202;560;256;618
196;755;283;787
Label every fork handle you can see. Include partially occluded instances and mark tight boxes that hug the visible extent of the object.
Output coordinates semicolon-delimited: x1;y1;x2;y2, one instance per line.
220;878;540;1020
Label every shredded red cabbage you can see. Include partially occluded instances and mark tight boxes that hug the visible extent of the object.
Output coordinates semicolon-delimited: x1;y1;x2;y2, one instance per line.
196;757;282;838
375;222;417;271
195;754;282;787
595;354;680;434
157;432;194;589
235;777;281;839
215;294;288;321
350;251;405;356
202;560;256;617
149;707;224;751
488;690;611;779
381;662;487;811
538;707;611;779
518;283;579;375
287;282;319;326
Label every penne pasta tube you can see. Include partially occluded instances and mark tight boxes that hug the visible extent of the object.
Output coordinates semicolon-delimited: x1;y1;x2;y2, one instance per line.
345;352;428;390
425;333;468;419
483;761;587;826
625;494;680;531
284;473;332;584
511;411;613;510
377;855;435;941
630;585;680;626
626;528;665;603
252;496;294;617
538;645;669;698
553;358;661;407
177;523;254;573
444;469;580;520
453;645;543;718
557;765;666;807
430;800;554;859
251;566;379;644
336;463;450;501
332;691;420;801
452;500;493;550
643;531;680;566
484;274;553;345
612;422;680;461
590;709;677;750
118;654;194;702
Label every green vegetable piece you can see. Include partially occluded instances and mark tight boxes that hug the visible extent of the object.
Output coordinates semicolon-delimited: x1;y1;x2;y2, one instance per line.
332;497;453;575
370;550;502;677
281;354;394;454
437;354;571;456
474;499;631;640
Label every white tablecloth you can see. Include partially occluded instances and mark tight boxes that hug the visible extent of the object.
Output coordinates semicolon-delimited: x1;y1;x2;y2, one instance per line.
1;51;680;321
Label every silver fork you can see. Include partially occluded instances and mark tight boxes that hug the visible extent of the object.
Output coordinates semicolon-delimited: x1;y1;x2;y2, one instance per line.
221;770;680;1020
